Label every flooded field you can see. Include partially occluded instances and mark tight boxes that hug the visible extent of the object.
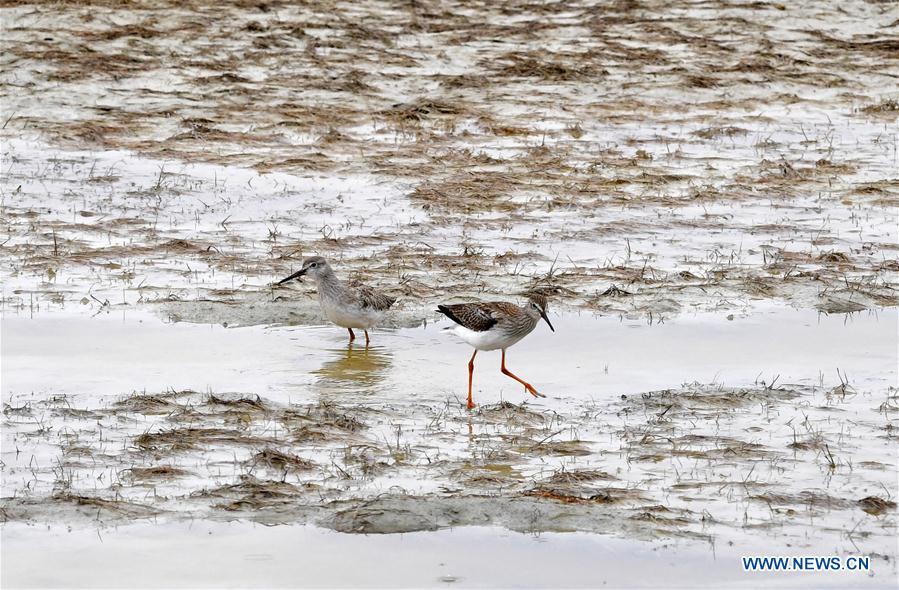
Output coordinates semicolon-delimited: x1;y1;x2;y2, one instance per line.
1;0;898;587
2;307;897;586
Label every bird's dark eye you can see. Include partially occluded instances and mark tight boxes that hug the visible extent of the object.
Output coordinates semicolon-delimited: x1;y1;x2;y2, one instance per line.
310;262;317;267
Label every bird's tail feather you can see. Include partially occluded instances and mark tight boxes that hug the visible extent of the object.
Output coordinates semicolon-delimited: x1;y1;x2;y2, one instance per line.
436;304;464;327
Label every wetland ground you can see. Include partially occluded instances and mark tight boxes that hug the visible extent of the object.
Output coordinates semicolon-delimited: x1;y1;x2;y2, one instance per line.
1;0;898;587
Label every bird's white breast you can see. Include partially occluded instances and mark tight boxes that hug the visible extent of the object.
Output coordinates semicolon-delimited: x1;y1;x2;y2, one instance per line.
450;325;523;351
321;298;382;329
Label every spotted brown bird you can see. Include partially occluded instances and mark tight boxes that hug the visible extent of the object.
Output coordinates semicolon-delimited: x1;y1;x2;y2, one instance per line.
437;294;554;409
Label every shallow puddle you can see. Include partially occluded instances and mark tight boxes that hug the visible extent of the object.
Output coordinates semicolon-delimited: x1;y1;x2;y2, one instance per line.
2;304;894;404
1;521;889;589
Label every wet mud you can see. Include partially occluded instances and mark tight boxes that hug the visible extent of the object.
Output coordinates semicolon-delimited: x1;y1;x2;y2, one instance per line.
1;0;897;321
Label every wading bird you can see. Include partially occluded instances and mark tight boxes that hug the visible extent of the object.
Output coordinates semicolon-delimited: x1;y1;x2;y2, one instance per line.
278;256;396;346
437;294;554;409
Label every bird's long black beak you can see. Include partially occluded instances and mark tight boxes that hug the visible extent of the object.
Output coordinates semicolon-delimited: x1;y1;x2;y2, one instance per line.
277;267;306;285
540;310;555;332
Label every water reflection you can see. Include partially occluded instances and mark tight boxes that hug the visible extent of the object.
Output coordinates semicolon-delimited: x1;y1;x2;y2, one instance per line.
312;345;392;394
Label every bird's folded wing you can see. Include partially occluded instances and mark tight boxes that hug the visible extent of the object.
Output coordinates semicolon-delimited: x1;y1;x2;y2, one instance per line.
351;284;396;311
438;303;507;331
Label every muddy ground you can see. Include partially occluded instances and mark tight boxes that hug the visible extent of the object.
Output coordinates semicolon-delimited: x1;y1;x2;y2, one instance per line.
3;370;897;541
1;0;898;586
1;0;897;319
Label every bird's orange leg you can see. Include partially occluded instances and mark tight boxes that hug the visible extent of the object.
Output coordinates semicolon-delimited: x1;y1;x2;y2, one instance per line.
467;350;477;409
500;349;545;398
347;328;356;343
364;330;370;347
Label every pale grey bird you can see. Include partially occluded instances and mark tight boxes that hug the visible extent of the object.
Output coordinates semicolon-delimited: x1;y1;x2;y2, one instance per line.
278;256;396;346
436;293;554;409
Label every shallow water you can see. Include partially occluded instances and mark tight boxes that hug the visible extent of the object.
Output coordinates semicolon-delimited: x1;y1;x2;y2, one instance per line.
3;304;894;404
1;521;891;589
